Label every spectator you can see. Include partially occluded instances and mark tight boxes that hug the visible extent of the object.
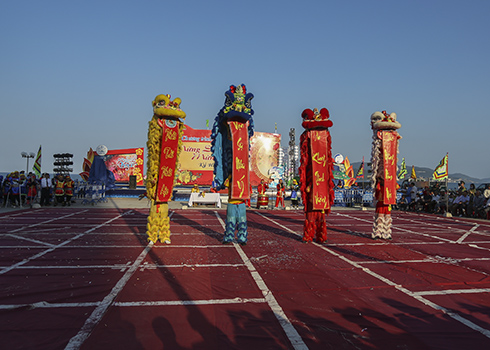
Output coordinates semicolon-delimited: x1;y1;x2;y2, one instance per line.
0;175;3;204
457;181;466;192
64;175;75;206
468;183;476;196
428;190;439;213
413;193;424;212
452;190;470;217
472;190;486;218
40;173;51;206
53;174;65;206
435;190;448;214
408;182;417;205
10;172;21;207
275;179;285;209
26;174;38;206
2;175;11;206
484;197;490;220
191;183;200;193
422;189;433;212
290;179;300;209
397;194;408;211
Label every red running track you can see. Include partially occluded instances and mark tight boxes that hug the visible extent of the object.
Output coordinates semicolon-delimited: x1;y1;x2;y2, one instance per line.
1;207;490;349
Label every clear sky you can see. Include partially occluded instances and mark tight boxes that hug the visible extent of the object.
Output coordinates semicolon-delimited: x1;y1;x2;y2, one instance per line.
1;0;489;179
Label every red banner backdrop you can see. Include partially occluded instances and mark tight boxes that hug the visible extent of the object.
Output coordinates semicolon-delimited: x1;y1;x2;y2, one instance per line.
176;125;214;186
105;147;144;185
310;129;331;210
177;125;280;187
381;130;398;205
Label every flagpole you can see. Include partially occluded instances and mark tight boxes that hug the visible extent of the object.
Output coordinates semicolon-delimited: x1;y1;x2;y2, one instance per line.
445;153;450;216
362;157;365;191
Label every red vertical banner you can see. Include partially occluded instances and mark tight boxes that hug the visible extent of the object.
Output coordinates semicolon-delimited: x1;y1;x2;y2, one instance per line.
156;119;180;202
310;129;330;210
381;130;398;205
228;120;250;200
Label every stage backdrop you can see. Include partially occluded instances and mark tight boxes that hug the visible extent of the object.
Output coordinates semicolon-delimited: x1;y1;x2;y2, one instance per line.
105;148;145;185
177;125;281;187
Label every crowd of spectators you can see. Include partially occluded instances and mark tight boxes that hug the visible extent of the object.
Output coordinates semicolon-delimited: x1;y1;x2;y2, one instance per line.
396;181;490;219
1;171;77;208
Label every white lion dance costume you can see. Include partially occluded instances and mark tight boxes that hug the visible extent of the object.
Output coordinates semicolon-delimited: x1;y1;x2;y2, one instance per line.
146;94;186;244
370;110;401;240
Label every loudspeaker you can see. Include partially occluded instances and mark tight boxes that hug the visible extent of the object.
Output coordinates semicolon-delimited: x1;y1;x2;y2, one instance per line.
129;175;137;189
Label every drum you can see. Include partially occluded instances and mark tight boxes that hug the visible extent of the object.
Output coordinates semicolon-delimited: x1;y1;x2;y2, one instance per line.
257;195;269;208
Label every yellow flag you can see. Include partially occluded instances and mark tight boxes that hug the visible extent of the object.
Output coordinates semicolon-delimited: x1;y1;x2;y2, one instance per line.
411;165;417;180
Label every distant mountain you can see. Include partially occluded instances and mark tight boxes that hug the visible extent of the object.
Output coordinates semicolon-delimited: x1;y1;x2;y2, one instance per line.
348;162;488;184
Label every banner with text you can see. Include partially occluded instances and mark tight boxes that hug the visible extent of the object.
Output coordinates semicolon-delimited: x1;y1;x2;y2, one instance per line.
177;125;280;187
105;148;145;185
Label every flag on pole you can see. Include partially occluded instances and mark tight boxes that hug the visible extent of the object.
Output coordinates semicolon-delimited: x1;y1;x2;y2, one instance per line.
398;157;407;179
355;157;364;179
411;165;417;180
32;145;42;177
205;119;209;128
433;153;448;180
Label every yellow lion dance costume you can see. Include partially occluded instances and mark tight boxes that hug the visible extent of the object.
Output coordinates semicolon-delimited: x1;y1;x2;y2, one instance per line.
146;94;185;243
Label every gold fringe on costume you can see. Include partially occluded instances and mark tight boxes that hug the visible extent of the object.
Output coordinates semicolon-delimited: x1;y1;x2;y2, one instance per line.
145;95;185;244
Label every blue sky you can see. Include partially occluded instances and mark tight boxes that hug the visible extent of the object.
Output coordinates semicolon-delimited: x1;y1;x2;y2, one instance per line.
1;0;489;179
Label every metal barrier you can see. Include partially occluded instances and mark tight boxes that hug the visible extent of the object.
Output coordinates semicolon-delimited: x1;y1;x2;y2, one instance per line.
334;189;370;207
80;183;107;205
333;189;402;207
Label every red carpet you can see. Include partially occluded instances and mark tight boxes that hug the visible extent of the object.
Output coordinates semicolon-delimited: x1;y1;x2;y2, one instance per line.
1;208;490;349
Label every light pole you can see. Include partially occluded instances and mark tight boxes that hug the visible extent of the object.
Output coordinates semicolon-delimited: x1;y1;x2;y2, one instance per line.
21;152;35;174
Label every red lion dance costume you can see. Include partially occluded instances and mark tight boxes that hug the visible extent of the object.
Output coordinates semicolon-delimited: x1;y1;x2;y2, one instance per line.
146;94;186;244
299;108;334;243
370;110;401;240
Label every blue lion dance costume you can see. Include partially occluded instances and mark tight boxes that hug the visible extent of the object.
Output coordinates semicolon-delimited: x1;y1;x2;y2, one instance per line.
211;84;254;245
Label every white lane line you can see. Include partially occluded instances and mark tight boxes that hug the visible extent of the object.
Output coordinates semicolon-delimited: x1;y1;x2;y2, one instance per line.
138;263;245;269
8;210;88;233
0;302;100;310
0;298;266;310
468;244;490;252
0;211;131;276
334;212;455;243
65;209;174;350
395;215;467;232
0;244;231;249
65;241;153;350
358;257;490;265
214;211;308;350
359;259;435;264
0;263;246;272
6;264;132;271
325;241;446;247
457;224;480;244
115;298;266;307
7;256;489;270
259;212;490;339
6;233;56;247
414;288;490;296
13;226;73;234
